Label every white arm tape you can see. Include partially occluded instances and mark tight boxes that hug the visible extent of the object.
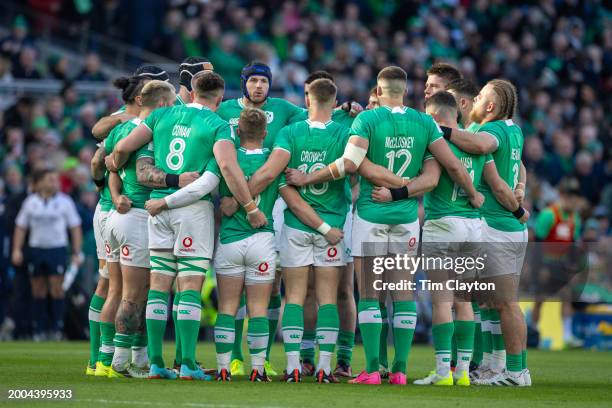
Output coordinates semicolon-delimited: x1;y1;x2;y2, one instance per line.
165;171;220;209
316;222;331;235
343;142;367;167
332;157;345;179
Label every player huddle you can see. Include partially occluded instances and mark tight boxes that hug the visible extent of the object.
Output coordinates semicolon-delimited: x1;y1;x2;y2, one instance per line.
86;56;531;387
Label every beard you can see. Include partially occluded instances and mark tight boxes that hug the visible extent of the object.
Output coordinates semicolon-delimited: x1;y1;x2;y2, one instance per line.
469;107;485;125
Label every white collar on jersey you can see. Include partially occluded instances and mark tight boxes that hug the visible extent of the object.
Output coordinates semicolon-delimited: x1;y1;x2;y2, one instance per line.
131;118;142;126
241;148;264;155
306;119;332;129
383;105;406;114
186;102;210;110
505;119;514;126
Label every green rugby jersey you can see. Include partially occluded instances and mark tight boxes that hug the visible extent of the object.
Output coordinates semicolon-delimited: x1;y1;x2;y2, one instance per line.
275;120;350;233
352;106;443;224
216;97;303;149
219;147;279;244
143;102;232;200
104;118;153;209
424;141;485;221
475;119;525;232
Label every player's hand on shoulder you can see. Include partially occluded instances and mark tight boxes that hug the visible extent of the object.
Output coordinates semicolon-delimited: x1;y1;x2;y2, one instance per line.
469;192;484;209
284;168;308;187
114;195;132;214
178;171;199;187
145;198;167;217
372;186;392;203
247;208;268;228
324;228;344;245
220;197;239;217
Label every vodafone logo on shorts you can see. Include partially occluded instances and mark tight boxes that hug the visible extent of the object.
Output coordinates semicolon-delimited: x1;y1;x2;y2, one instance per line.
179;236;195;253
408;237;417;247
326;247;340;262
256;262;269;276
121;246;133;261
105;243;111;255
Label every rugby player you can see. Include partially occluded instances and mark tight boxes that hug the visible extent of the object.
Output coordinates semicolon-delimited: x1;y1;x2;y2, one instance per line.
91;76;144;377
273;78;348;383
104;80;177;378
441;79;531;386
217;61;303;376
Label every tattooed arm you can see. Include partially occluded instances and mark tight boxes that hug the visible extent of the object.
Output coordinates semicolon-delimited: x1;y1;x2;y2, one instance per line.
136;157;199;188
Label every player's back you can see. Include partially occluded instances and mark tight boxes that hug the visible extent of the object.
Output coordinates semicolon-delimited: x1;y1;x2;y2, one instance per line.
219;147;278;244
477;119;525;231
144;103;234;199
353;106;442;225
424;141;484;221
279;120;350;231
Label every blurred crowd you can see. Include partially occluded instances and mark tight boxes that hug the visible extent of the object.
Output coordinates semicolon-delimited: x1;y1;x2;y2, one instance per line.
0;0;610;339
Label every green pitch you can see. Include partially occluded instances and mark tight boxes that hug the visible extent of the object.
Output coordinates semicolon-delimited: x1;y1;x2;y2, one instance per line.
0;342;610;407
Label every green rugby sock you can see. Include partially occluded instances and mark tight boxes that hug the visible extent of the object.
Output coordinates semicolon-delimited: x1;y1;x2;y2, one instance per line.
266;294;281;361
379;303;389;369
455;320;475;374
231;293;246;362
99;321;116;366
88;294;105;366
336;330;355;366
173;292;181;365
432;322;453;376
282;303;304;372
248;317;269;374
145;290;169;367
472;302;483;365
391;301;417;373
316;304;339;374
214;313;235;371
177;290;202;370
358;300;381;373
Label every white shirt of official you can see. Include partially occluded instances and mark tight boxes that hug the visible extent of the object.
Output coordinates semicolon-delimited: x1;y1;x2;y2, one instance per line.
15;192;82;249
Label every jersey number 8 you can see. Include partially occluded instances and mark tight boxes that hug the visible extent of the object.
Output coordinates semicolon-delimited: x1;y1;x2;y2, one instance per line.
166;138;186;171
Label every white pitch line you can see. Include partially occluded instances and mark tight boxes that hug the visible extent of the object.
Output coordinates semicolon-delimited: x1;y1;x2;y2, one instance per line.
77;398;284;408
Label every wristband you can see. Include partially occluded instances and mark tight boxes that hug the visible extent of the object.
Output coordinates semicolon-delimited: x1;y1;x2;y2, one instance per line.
165;173;180;188
243;200;257;214
512;206;526;219
440;125;452;140
93;177;105;187
316;222;331;235
390;186;409;201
